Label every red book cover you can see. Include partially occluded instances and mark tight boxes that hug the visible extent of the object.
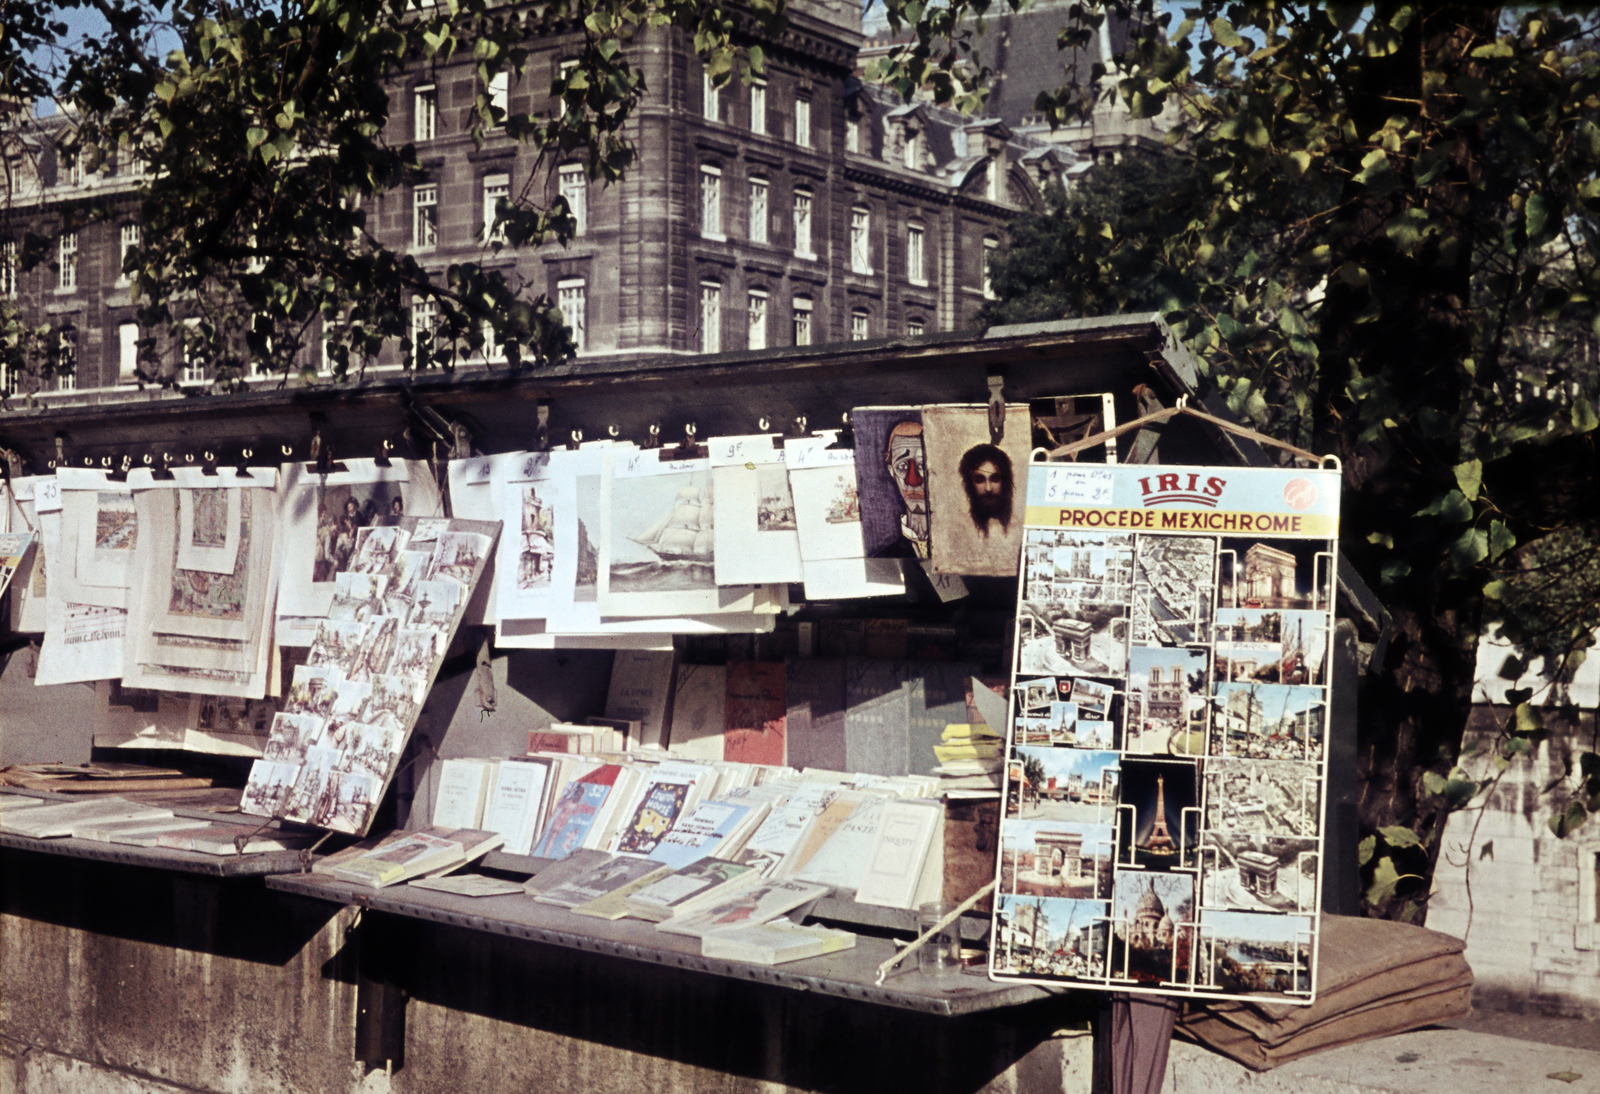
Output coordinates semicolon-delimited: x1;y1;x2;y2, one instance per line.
724;661;786;765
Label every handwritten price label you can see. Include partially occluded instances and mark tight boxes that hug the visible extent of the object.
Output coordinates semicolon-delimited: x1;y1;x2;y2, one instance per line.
1042;467;1113;506
33;478;62;513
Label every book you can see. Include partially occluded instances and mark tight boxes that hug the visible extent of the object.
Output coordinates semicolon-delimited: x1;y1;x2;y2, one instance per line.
932;741;1003;764
533;855;671;908
613;778;694;856
646;799;760;871
700;920;857;965
853;799;944;909
74;816;209;843
0;795;46;813
775;794;866;879
585;716;638;753
624;857;761;922
531;765;620;859
569;864;675;919
432;759;497;828
408;874;525;898
330;827;504;888
526;725;595;755
605;649;676;750
940;723;1000;740
724;661;786;765
2;798;173;838
784;658;847;771
583;765;644;851
161;824;320;856
792;796;891;894
480;758;553;856
656;878;831;938
667;663;726;761
522;848;615;895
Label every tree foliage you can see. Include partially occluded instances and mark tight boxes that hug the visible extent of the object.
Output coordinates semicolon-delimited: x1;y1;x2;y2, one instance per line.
980;2;1600;914
1;0;781;386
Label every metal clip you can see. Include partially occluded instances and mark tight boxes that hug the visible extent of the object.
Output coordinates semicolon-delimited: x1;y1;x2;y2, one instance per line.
826;411;855;450
987;373;1006;444
374;439;393;468
567;429;583;451
534;405;550;452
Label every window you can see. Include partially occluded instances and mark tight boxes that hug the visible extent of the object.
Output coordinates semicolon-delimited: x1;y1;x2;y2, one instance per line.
414;85;437;142
61;151;83;188
58;232;78;291
747;289;768;351
792;296;812;346
851;308;869;342
748;178;768;244
557;278;587;355
907;317;924;337
118;224;140;286
125;146;146;177
411;297;438;367
749;81;766;135
983;235;998;299
558;165;586;236
56;328;76;390
479;318;506;363
794;97;811;148
413;185;437;250
907;223;925;284
700;166;722;239
118;322;140;385
850;206;871;274
699;281;721;353
488;72;509;126
987;157;1003;201
792;188;813;258
846;116;861;154
0;361;14;395
903;128;919;170
702;70;719;122
482;173;510;243
1;241;15;298
180;320;206;385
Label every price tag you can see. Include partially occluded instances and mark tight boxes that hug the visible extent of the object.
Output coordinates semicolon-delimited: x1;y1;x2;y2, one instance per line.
33;478;62;513
1043;466;1114;506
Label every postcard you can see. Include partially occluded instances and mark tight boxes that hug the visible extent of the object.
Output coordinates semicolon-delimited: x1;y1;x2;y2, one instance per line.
992;895;1109;980
1199;910;1313;994
1116;757;1200;869
1125;646;1209;756
999;818;1115;900
1209;682;1326;760
1110;871;1195;985
1203;758;1321;837
1200;832;1318;913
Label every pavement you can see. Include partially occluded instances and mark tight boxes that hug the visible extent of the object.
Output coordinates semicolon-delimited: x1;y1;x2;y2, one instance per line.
1165;1019;1600;1094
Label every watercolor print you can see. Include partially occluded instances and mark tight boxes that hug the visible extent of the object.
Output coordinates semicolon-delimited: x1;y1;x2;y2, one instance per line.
94;491;138;552
993;895;1109;980
385;550;431;617
1022;530;1134;604
1218;538;1334;612
1203;758;1320;838
168;491;251;621
389;628;440;679
346;615;400;683
1007;747;1120;823
430;531;490;586
1131;535;1215;645
922;404;1031;577
262;712;326;764
365;673;424;730
1125;646;1209;756
312;481;406;584
324;773;382;834
822;472;860;524
285;665;337;717
309;619;367;675
756;466;797;532
1117;757;1200;870
573;472;601;602
851;407;926;559
1200;832;1318;913
518;483;556;590
241;760;298;816
410;580;461;631
1200;910;1313;994
608;469;717;593
1111;871;1195;985
349;525;412;576
1209;683;1326;760
999;818;1114;899
329;572;389;623
174;488;241;575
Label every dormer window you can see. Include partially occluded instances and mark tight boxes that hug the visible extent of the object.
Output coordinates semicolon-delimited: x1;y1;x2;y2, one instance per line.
902;128;920;170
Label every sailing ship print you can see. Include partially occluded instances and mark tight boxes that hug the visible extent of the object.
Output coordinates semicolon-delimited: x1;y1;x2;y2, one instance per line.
609;471;718;593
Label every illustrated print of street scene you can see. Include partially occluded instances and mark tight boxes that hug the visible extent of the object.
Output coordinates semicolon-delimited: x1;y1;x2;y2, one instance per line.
1007;747;1119;823
756;467;797;531
1200;832;1317;913
94;491;138;552
1213;609;1329;686
1209;682;1325;760
1199;909;1313;994
1131;535;1214;645
1124;646;1209;756
1218;538;1333;611
1022;530;1133;603
189;489;229;547
993;895;1109;980
518;485;555;589
1000;818;1115;899
1203;758;1320;837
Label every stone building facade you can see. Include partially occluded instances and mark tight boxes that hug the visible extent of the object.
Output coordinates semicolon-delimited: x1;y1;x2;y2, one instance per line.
0;0;1063;401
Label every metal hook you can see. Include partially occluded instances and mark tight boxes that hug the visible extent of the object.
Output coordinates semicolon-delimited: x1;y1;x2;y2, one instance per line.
281;444;293;457
374;439;393;467
607;424;620;439
758;416;770;432
793;415;807;436
567;429;583;451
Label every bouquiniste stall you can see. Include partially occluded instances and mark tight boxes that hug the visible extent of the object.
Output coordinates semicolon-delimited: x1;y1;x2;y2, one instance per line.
991;458;1341;1004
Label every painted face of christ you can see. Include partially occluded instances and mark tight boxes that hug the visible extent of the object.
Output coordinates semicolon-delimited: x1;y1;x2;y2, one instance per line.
884;420;928;543
958;442;1014;534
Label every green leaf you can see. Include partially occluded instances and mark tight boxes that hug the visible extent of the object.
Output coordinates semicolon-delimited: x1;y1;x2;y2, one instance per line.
1548;800;1588;838
1366;855;1403;905
1210;18;1246;49
1449;527;1488;568
1422;771;1448;795
1378;825;1421;848
1357;834;1376;866
246;127;269;149
1453;459;1482;501
1525;193;1553;244
1514;702;1543;733
1488;521;1515;560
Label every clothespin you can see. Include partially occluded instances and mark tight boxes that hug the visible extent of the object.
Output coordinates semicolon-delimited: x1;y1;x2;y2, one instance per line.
200;450;219;476
825;411;855;450
642;423;661;450
374;439;393;468
234;448;255;479
150;452;175;481
534;405;550;452
566;429;584;451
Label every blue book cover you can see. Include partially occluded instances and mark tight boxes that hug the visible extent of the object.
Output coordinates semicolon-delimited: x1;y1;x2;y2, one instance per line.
647;800;754;870
532;779;612;859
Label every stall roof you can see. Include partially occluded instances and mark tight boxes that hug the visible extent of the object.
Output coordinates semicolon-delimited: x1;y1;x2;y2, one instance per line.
0;315;1199;471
